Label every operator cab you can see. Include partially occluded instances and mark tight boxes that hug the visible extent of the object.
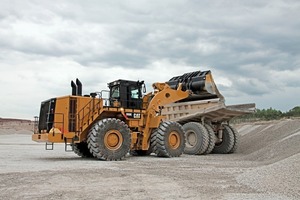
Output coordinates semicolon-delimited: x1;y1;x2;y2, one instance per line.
108;79;146;109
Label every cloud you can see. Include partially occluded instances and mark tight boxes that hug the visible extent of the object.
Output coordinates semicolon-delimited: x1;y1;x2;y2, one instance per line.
0;0;299;119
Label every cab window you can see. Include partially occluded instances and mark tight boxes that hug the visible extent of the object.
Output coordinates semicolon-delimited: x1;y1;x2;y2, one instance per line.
131;87;139;99
111;86;120;98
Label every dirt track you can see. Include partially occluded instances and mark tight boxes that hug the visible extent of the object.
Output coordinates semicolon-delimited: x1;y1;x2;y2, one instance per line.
0;119;299;199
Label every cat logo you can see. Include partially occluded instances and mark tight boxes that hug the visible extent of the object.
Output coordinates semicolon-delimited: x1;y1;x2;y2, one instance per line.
125;112;141;119
133;113;141;119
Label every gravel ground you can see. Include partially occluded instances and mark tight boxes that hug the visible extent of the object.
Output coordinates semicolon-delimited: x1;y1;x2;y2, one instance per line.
0;119;299;199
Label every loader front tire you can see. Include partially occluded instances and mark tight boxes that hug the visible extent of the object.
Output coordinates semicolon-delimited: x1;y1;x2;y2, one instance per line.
183;122;209;155
87;118;131;161
153;121;185;157
73;142;93;158
212;125;234;154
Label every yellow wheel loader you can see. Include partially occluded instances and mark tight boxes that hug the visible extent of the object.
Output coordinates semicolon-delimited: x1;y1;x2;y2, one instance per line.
32;70;252;160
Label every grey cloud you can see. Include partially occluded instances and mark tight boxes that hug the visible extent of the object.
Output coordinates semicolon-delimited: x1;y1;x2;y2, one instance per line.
0;0;300;118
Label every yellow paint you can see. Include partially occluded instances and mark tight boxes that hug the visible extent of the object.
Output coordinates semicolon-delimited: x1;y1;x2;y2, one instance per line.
33;81;191;152
32;133;49;143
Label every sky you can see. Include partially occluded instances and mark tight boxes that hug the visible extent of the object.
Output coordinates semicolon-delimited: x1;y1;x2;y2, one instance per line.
0;0;299;119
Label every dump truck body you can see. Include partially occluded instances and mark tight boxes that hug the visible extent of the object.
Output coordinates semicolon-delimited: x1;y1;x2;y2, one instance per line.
162;99;255;123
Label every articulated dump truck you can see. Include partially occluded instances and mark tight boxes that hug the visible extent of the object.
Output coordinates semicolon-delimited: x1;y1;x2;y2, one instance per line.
32;70;255;161
164;72;255;155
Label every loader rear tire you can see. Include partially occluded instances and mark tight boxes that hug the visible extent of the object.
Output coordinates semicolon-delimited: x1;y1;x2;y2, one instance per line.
227;125;239;153
203;123;215;155
212;125;234;154
87;118;131;161
183;122;209;155
73;142;93;158
153;121;185;157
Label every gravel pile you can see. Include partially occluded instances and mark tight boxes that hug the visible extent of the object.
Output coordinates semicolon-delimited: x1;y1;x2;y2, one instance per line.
236;118;300;199
238;119;300;162
0;118;299;199
237;153;300;199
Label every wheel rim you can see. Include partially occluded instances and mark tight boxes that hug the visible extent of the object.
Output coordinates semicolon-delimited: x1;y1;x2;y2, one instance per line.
169;131;180;149
186;130;197;147
104;130;123;150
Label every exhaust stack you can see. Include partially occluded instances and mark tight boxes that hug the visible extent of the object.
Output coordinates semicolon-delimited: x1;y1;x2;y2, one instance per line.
76;78;82;96
71;80;77;95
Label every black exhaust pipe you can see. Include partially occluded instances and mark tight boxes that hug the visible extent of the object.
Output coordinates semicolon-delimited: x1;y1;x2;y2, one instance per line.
76;78;82;96
71;80;77;96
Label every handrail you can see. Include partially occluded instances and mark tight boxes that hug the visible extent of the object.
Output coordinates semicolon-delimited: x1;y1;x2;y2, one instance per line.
76;97;105;132
75;88;146;132
33;116;39;134
76;90;109;115
77;99;93;131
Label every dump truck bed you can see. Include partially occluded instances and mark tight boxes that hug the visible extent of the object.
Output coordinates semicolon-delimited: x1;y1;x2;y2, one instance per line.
162;99;255;124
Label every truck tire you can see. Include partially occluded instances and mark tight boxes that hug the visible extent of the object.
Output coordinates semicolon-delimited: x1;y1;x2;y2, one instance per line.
212;125;234;154
227;125;239;153
87;118;131;161
182;122;209;155
73;142;93;158
153;121;185;157
203;123;215;154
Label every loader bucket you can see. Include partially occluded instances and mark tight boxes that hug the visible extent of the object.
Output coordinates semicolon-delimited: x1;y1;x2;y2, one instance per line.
167;70;224;102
